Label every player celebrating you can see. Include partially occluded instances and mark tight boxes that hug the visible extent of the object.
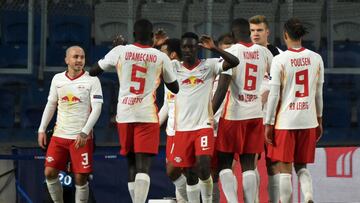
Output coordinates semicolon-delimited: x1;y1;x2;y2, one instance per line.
90;19;178;203
213;18;272;203
171;32;239;203
158;38;188;203
38;46;103;203
249;14;281;203
265;18;324;203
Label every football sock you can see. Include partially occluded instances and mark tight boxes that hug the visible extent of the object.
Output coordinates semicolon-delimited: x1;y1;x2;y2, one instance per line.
242;170;257;203
279;173;292;203
46;178;64;203
219;169;238;203
134;173;150;203
75;182;89;203
186;183;200;203
128;181;135;202
297;168;313;202
268;174;280;203
173;174;188;201
255;168;260;203
199;176;213;203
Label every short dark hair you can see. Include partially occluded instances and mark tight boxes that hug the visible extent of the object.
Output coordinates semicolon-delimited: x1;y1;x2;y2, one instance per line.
133;19;153;41
163;38;182;59
231;18;251;38
217;33;234;46
283;18;308;40
181;32;199;42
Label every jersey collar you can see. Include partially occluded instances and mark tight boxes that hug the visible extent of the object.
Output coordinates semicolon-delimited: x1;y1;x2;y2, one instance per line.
65;70;85;81
183;59;201;71
133;43;152;48
288;47;305;52
238;42;254;47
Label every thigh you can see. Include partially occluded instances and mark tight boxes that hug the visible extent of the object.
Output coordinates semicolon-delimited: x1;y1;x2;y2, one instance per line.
243;118;265;154
45;137;70;171
216;118;242;153
194;128;214;156
294;128;317;164
70;138;93;174
134;123;160;154
268;130;296;163
117;123;134;156
172;131;196;168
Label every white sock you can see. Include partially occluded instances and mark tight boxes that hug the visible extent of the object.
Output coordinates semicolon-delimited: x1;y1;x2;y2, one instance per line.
279;173;292;203
46;178;64;203
186;183;200;203
242;170;257;203
268;174;280;203
199;176;213;203
134;173;150;203
176;189;187;203
297;168;313;202
213;181;220;203
128;181;135;202
255;168;260;203
173;174;188;201
219;169;238;203
75;182;89;203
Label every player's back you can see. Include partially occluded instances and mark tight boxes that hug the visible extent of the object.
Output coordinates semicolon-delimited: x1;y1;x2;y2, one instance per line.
222;42;272;120
114;44;172;123
272;47;324;129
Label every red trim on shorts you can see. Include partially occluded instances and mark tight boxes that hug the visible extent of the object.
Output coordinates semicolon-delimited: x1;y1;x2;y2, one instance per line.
65;70;85;81
288;47;305;52
133;43;152;48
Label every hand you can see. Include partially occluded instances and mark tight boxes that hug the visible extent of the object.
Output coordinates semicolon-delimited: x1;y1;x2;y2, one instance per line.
38;132;47;149
153;29;168;47
74;132;88;149
112;34;126;47
199;35;216;50
264;124;274;145
316;123;323;142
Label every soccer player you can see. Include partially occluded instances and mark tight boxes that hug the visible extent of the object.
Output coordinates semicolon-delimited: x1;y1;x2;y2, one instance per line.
38;46;103;203
158;38;188;203
90;19;179;203
264;18;324;203
171;32;239;203
249;14;281;203
213;18;272;203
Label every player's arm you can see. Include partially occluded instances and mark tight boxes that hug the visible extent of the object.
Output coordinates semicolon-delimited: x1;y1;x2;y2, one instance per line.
158;96;169;126
38;78;58;149
315;59;324;142
162;54;179;94
264;60;282;145
90;46;123;76
199;35;239;71
212;74;231;114
75;77;104;149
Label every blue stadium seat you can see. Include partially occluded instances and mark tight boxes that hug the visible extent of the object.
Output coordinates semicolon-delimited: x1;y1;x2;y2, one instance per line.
0;10;41;45
48;15;91;49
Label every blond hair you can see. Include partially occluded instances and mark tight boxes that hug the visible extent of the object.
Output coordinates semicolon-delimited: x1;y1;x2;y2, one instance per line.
249;15;269;29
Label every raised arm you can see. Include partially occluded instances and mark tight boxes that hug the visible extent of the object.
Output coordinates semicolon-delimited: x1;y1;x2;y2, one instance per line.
199;35;239;71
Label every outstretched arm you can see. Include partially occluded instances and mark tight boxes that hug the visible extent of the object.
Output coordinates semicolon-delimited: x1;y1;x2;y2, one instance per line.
199;35;239;71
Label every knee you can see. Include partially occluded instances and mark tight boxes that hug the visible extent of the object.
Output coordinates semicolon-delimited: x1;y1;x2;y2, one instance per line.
166;164;182;181
197;164;211;180
185;173;199;185
74;174;89;186
44;167;59;180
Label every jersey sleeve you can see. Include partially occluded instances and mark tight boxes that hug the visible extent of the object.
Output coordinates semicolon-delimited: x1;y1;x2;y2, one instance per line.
318;56;325;84
269;56;282;86
90;77;104;103
161;53;177;83
47;76;58;103
98;45;123;71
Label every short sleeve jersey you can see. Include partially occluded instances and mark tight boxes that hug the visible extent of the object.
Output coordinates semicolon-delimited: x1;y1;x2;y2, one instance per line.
221;43;273;120
269;47;324;129
49;71;103;139
175;58;223;131
98;43;177;123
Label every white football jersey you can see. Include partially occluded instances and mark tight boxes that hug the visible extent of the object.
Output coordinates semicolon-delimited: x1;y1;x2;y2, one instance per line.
48;71;103;139
221;42;273;120
163;60;181;136
98;43;177;123
270;47;324;129
175;59;223;131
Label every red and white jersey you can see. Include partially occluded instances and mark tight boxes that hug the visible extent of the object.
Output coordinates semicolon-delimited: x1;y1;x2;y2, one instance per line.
163;60;181;136
221;42;273;120
49;71;103;139
175;59;223;131
98;43;177;123
270;47;324;129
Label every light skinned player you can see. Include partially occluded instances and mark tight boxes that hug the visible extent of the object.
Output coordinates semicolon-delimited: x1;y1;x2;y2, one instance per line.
265;18;324;203
38;46;103;203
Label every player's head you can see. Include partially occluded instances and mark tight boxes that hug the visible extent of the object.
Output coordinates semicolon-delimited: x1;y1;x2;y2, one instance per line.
249;15;270;46
161;38;182;60
181;32;199;63
65;46;85;73
133;19;153;43
231;18;251;41
217;33;234;50
283;18;308;43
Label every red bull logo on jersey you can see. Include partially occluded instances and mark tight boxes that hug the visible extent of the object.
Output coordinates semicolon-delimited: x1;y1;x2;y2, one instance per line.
61;93;81;104
181;76;204;87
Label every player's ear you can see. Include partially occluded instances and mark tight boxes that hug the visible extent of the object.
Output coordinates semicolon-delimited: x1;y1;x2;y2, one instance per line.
170;51;176;59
